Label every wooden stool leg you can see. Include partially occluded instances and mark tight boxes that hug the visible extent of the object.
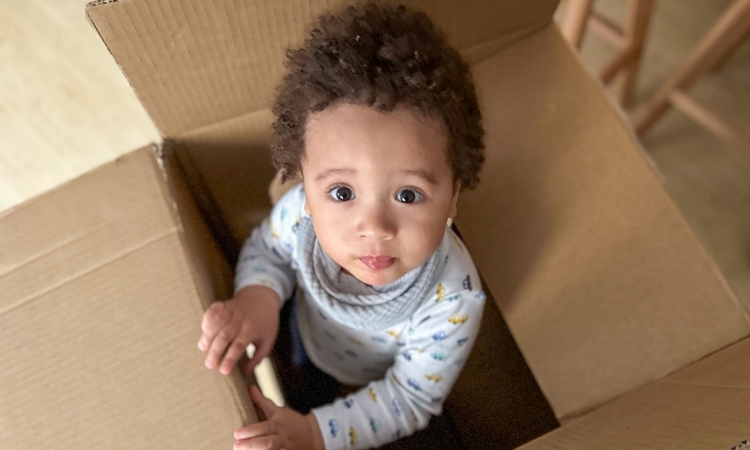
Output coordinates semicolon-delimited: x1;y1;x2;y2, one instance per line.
634;0;750;135
617;0;654;107
561;0;595;49
669;91;750;154
709;28;750;72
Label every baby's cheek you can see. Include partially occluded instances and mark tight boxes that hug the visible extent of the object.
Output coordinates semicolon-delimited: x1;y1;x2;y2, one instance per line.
425;216;447;243
404;222;443;261
315;224;357;268
312;215;340;244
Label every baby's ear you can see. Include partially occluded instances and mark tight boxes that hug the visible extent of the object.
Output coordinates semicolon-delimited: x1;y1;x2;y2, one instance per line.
304;201;311;215
448;180;461;219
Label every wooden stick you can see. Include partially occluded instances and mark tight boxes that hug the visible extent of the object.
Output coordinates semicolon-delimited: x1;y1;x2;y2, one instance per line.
709;28;750;72
616;0;655;106
601;46;637;84
588;11;625;48
669;90;750;155
561;0;595;49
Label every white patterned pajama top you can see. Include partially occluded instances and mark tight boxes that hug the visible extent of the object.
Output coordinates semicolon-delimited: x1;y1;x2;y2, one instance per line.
235;184;486;449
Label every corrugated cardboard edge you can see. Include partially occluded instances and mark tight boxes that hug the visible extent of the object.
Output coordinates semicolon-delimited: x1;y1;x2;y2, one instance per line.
150;142;260;424
88;0;120;6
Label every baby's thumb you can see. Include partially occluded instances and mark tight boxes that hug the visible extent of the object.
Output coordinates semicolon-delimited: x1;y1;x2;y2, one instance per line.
249;385;278;419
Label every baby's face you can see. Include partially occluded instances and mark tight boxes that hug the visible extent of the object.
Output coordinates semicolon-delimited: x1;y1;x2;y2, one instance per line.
301;103;459;287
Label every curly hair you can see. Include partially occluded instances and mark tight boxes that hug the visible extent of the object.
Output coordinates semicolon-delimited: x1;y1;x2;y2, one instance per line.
271;2;485;190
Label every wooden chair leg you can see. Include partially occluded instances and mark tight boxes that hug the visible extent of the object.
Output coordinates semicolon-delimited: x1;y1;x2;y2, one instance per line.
617;0;655;107
600;0;654;106
561;0;595;49
669;91;750;154
588;11;624;48
634;0;750;135
709;28;750;72
563;0;654;108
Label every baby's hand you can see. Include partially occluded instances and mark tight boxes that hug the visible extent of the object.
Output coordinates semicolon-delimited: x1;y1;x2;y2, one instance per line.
197;286;280;375
234;385;324;450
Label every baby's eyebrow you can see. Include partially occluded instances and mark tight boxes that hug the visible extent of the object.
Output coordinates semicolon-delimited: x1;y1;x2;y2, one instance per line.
314;167;355;182
403;169;438;185
313;167;438;185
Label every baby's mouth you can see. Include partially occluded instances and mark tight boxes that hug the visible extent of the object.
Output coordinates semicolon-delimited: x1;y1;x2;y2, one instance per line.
359;256;396;271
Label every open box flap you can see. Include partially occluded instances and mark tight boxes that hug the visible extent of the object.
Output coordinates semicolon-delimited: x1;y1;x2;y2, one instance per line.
456;23;750;420
85;0;558;138
0;148;256;447
518;337;750;449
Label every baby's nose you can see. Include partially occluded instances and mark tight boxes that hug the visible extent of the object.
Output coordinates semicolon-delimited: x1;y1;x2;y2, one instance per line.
357;206;396;240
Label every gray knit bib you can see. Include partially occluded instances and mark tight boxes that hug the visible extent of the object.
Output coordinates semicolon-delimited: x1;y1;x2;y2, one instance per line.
295;216;443;330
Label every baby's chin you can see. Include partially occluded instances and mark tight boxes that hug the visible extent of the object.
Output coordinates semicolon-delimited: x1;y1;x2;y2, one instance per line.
342;262;408;287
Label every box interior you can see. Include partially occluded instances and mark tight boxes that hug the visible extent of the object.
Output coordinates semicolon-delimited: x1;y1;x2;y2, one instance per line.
164;133;561;447
151;14;750;421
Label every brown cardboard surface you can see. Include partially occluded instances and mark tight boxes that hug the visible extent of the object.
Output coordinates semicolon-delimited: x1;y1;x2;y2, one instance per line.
85;0;557;137
0;148;256;447
174;108;278;251
518;337;750;449
162;142;235;306
456;23;750;420
665;336;750;389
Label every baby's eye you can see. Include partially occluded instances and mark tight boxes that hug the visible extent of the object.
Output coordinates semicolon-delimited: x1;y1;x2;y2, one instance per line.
395;189;423;204
329;186;356;202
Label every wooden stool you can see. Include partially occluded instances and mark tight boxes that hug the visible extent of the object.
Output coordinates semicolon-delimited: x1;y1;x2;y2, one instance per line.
634;0;750;155
559;0;655;107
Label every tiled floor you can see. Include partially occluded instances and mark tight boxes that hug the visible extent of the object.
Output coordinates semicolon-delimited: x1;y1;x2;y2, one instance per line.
1;0;749;311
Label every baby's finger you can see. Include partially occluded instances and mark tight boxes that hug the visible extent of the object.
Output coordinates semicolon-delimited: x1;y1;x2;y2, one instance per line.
233;435;281;450
204;323;239;370
197;329;216;353
199;302;231;351
234;421;277;440
249;385;280;419
219;339;250;375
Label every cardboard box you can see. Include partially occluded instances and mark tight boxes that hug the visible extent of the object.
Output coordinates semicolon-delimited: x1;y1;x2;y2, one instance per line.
3;0;749;448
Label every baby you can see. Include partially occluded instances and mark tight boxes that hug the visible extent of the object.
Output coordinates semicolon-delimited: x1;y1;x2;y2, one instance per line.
198;3;486;449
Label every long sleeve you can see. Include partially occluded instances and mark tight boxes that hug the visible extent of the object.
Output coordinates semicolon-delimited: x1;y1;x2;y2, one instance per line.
234;184;306;306
310;283;486;449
